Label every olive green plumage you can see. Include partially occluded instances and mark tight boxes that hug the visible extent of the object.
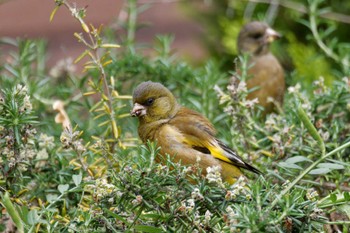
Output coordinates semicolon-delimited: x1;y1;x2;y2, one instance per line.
131;81;261;183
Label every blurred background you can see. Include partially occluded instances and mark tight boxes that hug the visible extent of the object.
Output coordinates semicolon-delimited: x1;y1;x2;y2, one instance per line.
0;0;206;68
1;0;350;87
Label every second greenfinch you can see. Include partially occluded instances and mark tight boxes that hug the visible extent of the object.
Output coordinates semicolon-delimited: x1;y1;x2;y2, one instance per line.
131;81;261;184
236;21;285;114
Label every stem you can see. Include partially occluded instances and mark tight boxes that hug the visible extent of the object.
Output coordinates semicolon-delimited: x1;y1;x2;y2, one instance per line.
60;0;118;150
0;192;24;233
28;192;66;233
309;0;349;71
321;221;350;225
126;0;138;51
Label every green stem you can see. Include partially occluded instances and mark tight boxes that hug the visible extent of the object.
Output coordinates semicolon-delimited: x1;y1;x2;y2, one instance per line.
0;192;24;233
28;192;65;233
321;221;350;225
126;0;137;51
309;0;349;70
297;105;325;155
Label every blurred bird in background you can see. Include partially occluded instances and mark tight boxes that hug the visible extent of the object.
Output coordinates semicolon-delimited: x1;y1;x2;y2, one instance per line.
131;81;261;184
235;21;285;114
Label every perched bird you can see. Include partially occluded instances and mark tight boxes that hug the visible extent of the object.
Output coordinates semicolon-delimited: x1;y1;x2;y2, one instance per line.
236;21;285;114
131;81;261;184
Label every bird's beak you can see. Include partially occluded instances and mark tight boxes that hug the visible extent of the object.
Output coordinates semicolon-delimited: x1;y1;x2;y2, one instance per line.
265;27;281;43
131;103;146;117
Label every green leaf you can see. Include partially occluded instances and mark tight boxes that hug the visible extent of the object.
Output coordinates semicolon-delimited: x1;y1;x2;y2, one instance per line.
278;162;302;169
104;208;128;224
0;192;24;233
330;193;337;203
27;209;38;225
72;173;82;187
58;184;69;194
309;168;331;175
46;194;58;203
133;225;164;233
297;105;325;154
285;156;312;164
317;163;344;170
338;204;350;219
344;192;350;201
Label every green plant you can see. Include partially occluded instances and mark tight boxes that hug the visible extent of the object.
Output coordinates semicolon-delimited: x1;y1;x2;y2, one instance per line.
1;0;350;232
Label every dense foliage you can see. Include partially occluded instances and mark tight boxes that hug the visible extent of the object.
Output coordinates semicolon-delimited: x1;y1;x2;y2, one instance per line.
0;0;349;232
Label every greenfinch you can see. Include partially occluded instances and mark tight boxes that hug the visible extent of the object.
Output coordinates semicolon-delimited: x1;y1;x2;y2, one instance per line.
131;81;261;183
236;21;285;114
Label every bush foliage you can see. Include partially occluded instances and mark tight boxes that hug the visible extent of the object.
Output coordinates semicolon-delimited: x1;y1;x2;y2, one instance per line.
0;0;350;232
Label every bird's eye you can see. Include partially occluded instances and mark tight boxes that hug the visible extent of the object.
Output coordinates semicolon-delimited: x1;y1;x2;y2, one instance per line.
251;33;262;39
145;98;155;106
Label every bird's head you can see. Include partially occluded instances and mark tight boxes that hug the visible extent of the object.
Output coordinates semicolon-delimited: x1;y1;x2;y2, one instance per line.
237;21;281;56
131;81;179;123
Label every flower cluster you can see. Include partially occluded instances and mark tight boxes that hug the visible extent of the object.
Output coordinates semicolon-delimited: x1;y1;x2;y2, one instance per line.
0;84;43;176
306;188;319;201
86;177;117;200
60;127;86;154
178;198;196;214
225;206;238;232
191;188;204;201
225;176;249;200
206;166;224;187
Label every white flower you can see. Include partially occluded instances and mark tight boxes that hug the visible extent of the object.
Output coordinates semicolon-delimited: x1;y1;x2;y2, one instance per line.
38;133;55;149
287;83;301;94
191;188;204;200
243;98;258;109
237;81;247;93
306;188;319;201
204;210;212;223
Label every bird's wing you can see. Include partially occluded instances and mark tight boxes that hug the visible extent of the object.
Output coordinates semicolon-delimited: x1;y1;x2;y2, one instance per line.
169;107;261;174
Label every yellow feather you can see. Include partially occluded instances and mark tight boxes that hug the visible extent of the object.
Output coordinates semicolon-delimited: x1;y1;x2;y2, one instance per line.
183;136;233;165
207;144;232;164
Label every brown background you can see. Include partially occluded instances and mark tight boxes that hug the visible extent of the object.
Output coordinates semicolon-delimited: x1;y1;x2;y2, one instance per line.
0;0;206;69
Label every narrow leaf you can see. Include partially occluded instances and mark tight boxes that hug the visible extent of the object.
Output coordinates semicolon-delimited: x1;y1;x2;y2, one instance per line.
309;168;331;175
317;163;344;170
297;105;325;154
285;156;312;164
50;6;60;22
278;162;302;170
133;225;163;233
74;50;89;64
0;192;24;233
100;43;120;48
